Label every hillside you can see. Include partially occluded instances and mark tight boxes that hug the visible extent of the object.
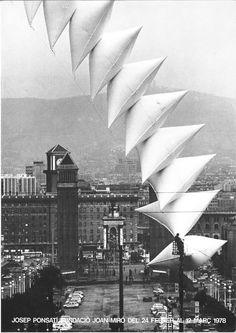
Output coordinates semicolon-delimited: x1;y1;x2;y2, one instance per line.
1;90;236;174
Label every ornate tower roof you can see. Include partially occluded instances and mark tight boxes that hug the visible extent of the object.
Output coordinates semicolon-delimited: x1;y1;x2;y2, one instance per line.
47;144;69;155
57;152;78;170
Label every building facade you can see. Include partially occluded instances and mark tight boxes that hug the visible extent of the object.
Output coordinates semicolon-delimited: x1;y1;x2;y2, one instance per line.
1;174;37;196
1;195;57;255
26;161;46;193
1;145;141;267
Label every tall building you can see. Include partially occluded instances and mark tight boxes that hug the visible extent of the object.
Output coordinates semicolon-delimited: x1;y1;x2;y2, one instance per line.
1;174;36;196
26;161;46;193
57;153;79;272
1;175;18;196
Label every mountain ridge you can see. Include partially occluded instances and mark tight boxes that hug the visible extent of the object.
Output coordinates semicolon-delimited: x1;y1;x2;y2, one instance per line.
1;90;236;174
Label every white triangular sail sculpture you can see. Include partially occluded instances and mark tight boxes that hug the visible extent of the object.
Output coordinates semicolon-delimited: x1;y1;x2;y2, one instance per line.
136;190;219;238
148;154;215;210
148;236;227;271
125;91;188;155
70;1;114;72
89;26;142;100
43;1;76;50
24;1;42;26
22;1;226;271
138;124;204;183
107;58;166;128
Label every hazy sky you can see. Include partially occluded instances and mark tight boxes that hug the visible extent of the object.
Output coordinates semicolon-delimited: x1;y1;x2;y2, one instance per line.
1;1;236;99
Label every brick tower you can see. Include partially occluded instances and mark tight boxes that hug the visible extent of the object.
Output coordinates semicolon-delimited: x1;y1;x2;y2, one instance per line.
57;152;79;272
44;144;69;193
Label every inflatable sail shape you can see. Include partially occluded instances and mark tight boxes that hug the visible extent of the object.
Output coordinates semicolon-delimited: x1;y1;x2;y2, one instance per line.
43;1;76;49
148;242;179;269
125;91;188;155
148;236;227;271
24;1;42;26
184;236;227;269
136;190;219;237
148;154;215;210
137;124;204;183
89;26;142;100
107;58;166;128
70;1;114;72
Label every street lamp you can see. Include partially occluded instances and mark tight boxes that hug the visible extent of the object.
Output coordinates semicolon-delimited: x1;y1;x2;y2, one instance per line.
228;285;232;311
22;274;26;293
28;271;32;288
172;233;184;332
214;278;217;299
19;276;22;294
12;281;15;297
223;283;227;307
209;278;213;297
9;282;12;298
103;205;125;332
217;280;220;302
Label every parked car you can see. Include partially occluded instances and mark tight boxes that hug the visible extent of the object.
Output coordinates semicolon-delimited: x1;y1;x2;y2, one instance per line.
156;311;167;319
151;303;165;311
63;301;79;308
70;297;82;304
53;316;72;331
53;322;72;331
73;292;84;299
153;287;164;295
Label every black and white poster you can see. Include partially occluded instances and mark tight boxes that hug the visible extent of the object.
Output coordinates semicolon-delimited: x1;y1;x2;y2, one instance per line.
1;1;236;332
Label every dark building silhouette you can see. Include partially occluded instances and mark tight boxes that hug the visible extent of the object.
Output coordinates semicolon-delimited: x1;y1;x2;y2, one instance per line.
43;144;79;272
57;152;79;272
149;186;172;260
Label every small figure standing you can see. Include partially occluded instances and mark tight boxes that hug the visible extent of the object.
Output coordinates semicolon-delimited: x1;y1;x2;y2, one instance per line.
174;233;184;256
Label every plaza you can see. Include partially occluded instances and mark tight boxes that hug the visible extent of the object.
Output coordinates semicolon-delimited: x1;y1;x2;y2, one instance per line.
64;283;163;332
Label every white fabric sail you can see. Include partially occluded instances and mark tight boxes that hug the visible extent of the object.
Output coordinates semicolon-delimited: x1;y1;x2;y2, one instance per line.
148;154;215;210
125;91;188;155
24;1;42;26
89;26;142;100
43;1;76;49
136;190;219;237
148;236;227;271
70;1;114;72
138;124;204;183
107;58;166;128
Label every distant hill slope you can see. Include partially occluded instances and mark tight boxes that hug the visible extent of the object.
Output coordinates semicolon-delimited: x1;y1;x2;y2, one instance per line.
1;90;236;173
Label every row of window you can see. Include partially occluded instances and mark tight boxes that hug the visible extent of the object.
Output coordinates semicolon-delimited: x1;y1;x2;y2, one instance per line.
2;207;48;212
196;223;220;231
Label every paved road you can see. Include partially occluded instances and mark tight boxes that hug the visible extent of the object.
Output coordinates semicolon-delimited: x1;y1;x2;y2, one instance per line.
64;283;157;331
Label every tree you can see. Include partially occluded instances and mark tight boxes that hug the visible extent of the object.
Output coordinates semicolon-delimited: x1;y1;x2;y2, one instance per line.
1;266;64;332
35;265;64;302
